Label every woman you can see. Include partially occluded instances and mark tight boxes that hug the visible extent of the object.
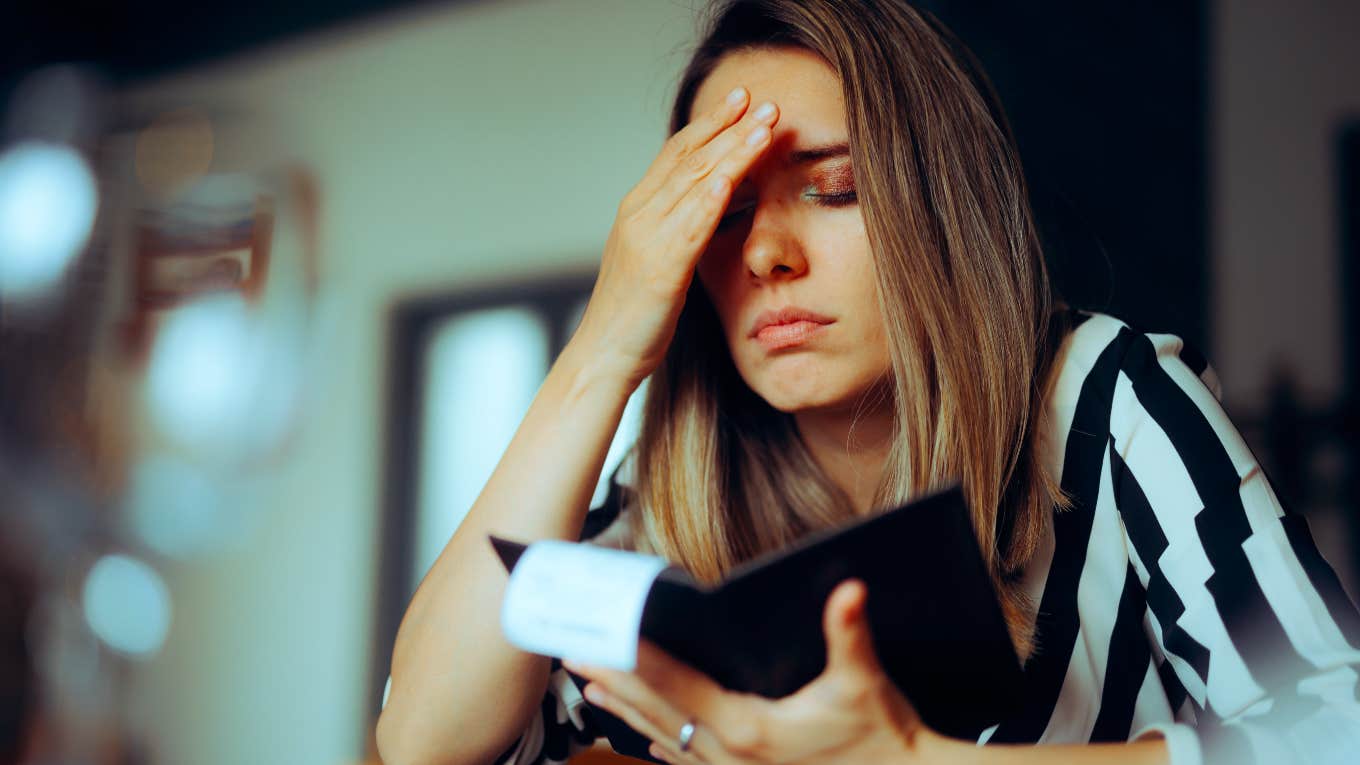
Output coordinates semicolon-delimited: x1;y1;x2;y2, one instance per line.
375;2;1360;764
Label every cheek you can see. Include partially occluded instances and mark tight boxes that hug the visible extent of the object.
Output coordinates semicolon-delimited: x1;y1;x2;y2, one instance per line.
829;239;892;371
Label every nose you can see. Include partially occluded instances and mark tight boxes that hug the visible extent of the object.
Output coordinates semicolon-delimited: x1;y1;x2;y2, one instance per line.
742;212;808;282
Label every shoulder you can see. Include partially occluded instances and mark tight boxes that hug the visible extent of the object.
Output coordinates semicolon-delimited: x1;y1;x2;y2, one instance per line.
1049;309;1222;411
1039;309;1226;480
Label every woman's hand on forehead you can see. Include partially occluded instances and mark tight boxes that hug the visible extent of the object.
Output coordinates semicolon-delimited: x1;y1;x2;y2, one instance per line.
568;85;780;389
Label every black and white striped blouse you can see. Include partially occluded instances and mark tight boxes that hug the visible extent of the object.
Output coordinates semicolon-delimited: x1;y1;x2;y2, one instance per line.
488;309;1360;765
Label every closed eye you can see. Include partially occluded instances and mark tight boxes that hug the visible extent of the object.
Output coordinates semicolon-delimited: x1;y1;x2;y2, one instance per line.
716;189;857;232
806;190;857;207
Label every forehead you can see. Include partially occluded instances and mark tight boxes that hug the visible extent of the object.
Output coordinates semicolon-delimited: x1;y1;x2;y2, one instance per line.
690;46;846;143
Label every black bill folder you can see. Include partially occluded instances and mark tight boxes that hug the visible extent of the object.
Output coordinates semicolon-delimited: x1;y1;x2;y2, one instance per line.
490;484;1023;761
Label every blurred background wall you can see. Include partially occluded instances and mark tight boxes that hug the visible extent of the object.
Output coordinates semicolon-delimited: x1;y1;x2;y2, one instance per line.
107;2;700;763
1211;0;1360;610
2;1;1357;764
1214;0;1358;408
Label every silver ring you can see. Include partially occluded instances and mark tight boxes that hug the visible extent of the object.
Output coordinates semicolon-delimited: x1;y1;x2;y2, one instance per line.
676;719;697;753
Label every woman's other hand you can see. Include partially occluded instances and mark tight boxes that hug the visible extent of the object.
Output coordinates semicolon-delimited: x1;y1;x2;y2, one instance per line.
563;580;937;765
571;87;779;390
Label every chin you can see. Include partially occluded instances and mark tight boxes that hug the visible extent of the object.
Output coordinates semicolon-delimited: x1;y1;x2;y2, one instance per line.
749;379;859;414
734;352;848;411
739;357;891;416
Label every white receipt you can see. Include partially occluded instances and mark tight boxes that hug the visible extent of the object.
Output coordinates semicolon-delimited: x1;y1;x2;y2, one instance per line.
500;540;669;671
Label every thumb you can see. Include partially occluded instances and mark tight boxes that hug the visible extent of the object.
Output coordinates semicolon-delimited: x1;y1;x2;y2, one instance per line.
822;579;883;678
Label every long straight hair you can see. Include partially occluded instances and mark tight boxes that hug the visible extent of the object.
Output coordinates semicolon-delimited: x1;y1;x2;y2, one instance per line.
629;0;1072;659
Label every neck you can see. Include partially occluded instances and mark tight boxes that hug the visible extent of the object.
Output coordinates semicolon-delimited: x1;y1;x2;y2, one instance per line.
793;389;896;516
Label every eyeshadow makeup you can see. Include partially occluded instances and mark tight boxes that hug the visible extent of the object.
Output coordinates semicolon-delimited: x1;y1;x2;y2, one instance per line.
717;157;857;231
806;161;856;198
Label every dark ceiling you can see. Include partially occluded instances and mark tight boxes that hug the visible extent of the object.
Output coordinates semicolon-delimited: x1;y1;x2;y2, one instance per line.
2;0;446;87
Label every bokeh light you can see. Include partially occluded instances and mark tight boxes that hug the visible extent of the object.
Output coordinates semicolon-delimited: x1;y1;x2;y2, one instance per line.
0;140;98;300
143;290;308;463
127;454;230;559
144;293;256;454
81;554;172;658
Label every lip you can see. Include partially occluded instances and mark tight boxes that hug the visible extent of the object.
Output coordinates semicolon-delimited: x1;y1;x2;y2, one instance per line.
747;306;835;350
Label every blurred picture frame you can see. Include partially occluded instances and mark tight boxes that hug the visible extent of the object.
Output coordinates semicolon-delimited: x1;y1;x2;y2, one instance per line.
122;190;273;359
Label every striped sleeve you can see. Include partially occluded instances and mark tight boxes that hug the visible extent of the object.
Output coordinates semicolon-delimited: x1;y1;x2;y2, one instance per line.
1108;329;1360;765
490;458;637;764
491;656;600;765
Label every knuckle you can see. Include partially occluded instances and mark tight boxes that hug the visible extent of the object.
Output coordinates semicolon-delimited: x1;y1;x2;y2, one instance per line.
697;113;723;135
717;716;768;758
619;202;649;229
835;673;887;711
682;151;710;176
677;217;707;247
680;215;710;240
664;132;696;161
840;680;876;709
708;165;736;194
618;204;648;231
676;114;714;140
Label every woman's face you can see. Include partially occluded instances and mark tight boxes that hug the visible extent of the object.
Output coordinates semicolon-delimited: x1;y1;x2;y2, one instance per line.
691;46;892;414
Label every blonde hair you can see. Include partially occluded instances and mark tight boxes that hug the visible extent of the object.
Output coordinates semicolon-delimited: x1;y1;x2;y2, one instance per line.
630;0;1072;660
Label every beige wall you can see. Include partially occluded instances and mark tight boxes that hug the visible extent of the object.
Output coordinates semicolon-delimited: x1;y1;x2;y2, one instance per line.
115;2;699;763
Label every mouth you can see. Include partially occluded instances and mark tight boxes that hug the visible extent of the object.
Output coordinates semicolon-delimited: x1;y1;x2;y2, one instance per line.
747;306;835;351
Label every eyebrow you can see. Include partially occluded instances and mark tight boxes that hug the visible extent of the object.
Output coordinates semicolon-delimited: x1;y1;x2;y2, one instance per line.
785;142;850;165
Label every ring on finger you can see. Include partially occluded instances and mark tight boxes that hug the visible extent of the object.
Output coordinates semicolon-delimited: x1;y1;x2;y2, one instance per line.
677;718;697;753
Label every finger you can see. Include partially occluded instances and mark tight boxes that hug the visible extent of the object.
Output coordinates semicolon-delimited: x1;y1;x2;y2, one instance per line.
627;86;750;210
633;641;755;725
579;680;711;765
633;643;783;764
649;115;774;268
649;169;735;271
646;100;779;218
568;661;692;739
571;652;746;765
822;579;883;678
649;739;712;765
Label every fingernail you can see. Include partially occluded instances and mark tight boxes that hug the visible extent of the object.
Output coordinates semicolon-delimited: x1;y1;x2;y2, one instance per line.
746;126;770;146
753;102;776;121
726;87;746;106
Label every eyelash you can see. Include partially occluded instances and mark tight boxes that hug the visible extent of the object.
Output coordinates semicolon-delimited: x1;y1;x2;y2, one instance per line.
808;190;858;206
715;189;858;230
